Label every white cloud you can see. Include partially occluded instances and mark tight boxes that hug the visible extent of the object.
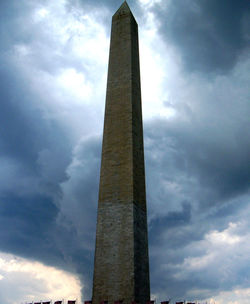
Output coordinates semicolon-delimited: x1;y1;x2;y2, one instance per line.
177;221;247;274
33;7;49;22
56;68;93;102
139;0;162;8
0;252;81;304
7;0;110;144
140;10;176;120
206;222;241;245
205;287;250;304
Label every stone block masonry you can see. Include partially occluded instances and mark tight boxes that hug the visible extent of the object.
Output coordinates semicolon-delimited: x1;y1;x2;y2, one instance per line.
92;2;150;304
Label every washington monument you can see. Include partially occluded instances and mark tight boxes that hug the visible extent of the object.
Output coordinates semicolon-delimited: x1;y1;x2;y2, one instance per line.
92;2;150;304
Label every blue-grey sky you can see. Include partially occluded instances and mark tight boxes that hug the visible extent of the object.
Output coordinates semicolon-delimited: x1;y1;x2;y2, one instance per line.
0;1;250;303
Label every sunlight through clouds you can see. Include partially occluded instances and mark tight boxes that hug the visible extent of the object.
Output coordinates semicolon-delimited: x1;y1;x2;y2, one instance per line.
140;8;176;119
57;68;92;102
10;0;109;139
33;7;49;22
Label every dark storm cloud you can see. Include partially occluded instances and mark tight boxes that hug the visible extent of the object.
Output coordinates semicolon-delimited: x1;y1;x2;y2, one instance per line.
146;117;250;208
0;58;72;182
1;0;250;302
149;202;192;245
0;56;73;269
57;136;102;298
0;0;73;270
0;64;99;303
0;194;61;260
154;0;250;74
143;61;250;299
0;1;103;301
0;10;102;303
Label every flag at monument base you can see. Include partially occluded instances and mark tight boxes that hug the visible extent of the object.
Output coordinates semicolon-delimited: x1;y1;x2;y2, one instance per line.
84;301;92;304
42;302;51;304
161;301;169;304
54;302;63;304
68;301;76;304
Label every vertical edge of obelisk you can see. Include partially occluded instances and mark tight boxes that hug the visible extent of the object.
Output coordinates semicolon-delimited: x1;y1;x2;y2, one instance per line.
130;12;150;303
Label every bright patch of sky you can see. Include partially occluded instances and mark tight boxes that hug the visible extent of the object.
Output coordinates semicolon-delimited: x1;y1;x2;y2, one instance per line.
139;0;162;8
30;0;178;123
12;0;109;141
56;68;93;102
0;252;81;304
139;8;177;119
205;288;250;304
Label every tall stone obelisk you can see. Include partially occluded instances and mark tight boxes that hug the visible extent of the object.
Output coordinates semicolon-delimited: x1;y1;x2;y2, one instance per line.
92;2;150;304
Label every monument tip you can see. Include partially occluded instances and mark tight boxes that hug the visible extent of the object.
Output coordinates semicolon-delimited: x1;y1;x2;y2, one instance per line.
113;1;131;17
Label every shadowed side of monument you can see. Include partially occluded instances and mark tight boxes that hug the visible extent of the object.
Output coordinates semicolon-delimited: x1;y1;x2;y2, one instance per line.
92;2;150;304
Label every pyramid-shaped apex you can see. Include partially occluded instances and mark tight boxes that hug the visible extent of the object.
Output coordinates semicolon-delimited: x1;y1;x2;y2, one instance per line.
113;1;132;17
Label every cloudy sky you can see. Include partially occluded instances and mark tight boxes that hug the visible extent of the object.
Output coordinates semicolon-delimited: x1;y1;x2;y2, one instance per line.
0;0;250;303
